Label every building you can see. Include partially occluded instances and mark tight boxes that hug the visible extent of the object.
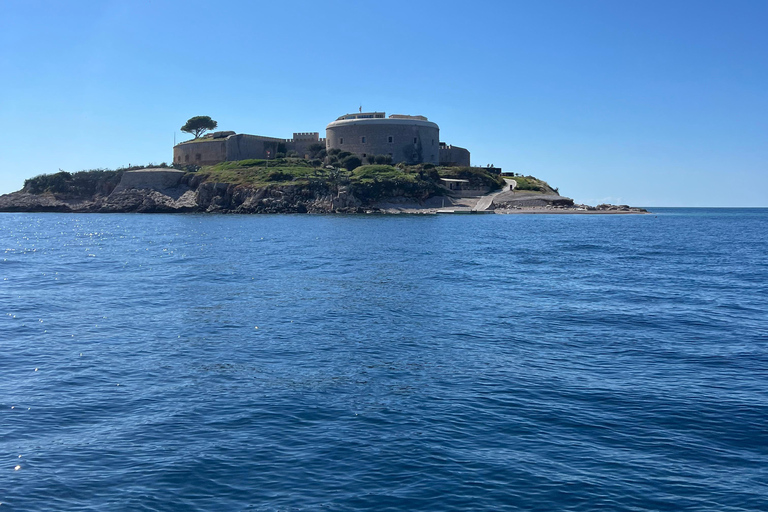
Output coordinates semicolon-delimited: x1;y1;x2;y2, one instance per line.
325;112;440;165
173;112;469;167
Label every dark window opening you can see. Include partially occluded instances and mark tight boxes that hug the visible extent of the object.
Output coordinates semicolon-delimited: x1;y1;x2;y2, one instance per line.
361;136;366;143
413;137;418;144
185;154;189;163
340;138;344;144
195;153;201;161
388;136;393;143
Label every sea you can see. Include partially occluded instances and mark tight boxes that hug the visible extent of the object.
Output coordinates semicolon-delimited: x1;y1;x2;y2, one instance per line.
1;209;767;511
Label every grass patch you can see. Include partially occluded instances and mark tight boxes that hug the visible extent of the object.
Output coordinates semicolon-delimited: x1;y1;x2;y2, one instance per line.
199;159;319;186
511;175;554;193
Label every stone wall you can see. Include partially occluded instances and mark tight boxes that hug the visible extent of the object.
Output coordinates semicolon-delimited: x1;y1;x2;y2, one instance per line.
173;139;227;166
284;132;327;158
226;134;283;161
111;169;185;194
439;145;471;167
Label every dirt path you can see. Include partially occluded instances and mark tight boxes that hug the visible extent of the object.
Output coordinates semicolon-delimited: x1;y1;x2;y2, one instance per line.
472;178;515;211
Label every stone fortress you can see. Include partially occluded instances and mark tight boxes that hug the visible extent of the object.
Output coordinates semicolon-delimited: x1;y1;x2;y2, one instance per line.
173;112;471;168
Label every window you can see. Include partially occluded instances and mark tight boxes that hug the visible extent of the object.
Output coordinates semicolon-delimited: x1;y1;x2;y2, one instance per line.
361;136;366;143
432;139;435;146
413;137;418;144
195;153;201;161
184;154;189;163
340;137;344;144
387;136;393;143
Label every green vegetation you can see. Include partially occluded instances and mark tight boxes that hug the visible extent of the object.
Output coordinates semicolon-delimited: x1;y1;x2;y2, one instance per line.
199;158;320;186
341;155;362;171
347;165;441;201
180;116;218;139
23;163;174;197
438;167;506;189
510;175;554;193
24;169;124;197
21;157;518;206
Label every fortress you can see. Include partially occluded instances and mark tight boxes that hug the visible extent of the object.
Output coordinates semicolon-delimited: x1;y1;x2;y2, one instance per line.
173;112;470;167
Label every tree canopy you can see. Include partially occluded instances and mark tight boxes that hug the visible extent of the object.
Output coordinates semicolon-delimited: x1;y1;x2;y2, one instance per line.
181;116;218;139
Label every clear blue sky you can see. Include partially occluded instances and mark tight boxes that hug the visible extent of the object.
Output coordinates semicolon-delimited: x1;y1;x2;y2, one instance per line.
1;0;766;206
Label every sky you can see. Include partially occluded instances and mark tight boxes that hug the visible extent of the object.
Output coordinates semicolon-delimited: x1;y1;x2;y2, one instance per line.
1;0;766;206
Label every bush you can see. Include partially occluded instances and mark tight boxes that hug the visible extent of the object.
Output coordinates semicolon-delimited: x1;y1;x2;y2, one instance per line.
512;175;543;191
366;155;375;164
286;150;299;158
23;169;124;197
337;151;352;160
341;155;362;171
275;152;286;158
328;148;342;156
267;171;293;181
310;159;322;167
374;154;392;165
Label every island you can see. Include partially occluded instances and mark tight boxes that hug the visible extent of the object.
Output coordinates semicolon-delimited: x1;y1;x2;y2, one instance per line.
0;111;648;214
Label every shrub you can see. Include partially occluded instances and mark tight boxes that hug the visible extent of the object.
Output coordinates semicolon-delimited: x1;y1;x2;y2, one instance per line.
512;175;543;191
341;155;362;171
374;154;392;165
307;143;324;158
267;170;293;181
275;152;286;158
337;151;352;160
366;155;375;164
23;169;124;197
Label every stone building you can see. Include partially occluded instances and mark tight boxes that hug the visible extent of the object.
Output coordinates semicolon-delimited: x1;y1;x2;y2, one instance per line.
173;112;469;167
438;143;471;167
325;112;440;165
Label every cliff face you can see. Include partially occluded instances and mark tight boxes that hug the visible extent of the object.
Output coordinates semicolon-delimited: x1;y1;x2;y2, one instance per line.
0;169;371;214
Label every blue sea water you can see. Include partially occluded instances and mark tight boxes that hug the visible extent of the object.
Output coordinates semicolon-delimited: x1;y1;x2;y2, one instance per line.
1;209;767;511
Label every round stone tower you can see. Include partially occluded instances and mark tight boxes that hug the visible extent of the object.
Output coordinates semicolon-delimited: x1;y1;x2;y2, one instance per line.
326;112;440;165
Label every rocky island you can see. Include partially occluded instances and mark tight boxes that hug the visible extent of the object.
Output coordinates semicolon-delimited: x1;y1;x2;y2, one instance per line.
0;160;647;215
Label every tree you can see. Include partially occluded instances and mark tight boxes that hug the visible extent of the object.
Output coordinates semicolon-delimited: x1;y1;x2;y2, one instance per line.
181;116;218;139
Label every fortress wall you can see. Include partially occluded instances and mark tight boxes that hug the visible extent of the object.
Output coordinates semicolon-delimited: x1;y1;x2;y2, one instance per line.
173;139;227;166
111;169;185;194
439;145;471;167
285;137;327;158
226;134;282;161
326;122;440;165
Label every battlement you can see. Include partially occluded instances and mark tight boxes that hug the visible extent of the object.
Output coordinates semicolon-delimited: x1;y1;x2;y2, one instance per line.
292;132;320;141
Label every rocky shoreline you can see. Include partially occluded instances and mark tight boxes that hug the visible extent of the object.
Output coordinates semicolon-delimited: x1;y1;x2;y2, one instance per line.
0;168;649;215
